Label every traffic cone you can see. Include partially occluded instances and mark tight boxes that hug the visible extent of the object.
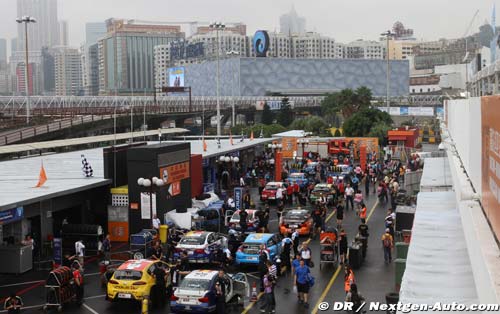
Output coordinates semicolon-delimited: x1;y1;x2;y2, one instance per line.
250;281;258;302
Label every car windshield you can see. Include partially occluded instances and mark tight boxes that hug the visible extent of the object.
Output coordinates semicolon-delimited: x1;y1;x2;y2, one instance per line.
284;212;306;220
242;243;261;254
265;184;278;190
314;186;330;192
180;237;204;245
179;278;211;290
290;174;304;179
113;270;142;280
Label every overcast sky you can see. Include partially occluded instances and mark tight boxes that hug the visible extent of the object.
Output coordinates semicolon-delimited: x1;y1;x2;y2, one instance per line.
0;0;496;51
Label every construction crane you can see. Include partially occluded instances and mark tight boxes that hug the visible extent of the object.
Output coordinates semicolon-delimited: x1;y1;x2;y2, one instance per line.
462;10;480;62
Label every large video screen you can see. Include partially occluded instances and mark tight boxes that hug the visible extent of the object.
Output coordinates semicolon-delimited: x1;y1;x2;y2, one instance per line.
168;67;185;87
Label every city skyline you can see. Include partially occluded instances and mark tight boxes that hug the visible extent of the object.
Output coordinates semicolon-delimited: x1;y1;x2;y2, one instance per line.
0;0;496;56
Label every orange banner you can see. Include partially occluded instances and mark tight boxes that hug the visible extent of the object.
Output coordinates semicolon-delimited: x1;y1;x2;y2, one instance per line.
281;137;298;158
481;96;500;238
347;137;379;159
359;146;367;171
160;161;190;184
108;222;129;242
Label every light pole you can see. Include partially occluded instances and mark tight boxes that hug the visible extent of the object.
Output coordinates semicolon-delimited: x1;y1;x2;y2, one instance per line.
226;50;240;127
137;177;164;225
381;30;394;113
16;15;36;125
210;22;226;137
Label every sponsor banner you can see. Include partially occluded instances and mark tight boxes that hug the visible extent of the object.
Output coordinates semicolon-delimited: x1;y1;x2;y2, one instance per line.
203;183;214;193
160;161;190;184
0;207;23;225
140;192;156;219
53;238;62;265
400;106;409;116
436;106;444;118
234;187;243;210
389;107;401;116
281;137;298;159
481;96;500;238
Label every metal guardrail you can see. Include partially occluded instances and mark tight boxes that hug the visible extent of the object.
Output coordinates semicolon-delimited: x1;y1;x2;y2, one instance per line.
0;115;113;146
0;95;443;117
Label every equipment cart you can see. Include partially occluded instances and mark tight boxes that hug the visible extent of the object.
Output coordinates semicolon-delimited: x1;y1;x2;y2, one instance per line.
319;229;339;270
43;266;79;312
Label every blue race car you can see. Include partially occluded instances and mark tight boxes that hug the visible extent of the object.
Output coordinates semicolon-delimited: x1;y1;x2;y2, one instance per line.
286;172;309;188
235;233;281;265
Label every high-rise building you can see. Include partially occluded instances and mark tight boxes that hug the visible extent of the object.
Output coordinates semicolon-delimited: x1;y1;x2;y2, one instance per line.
11;38;18;54
82;43;99;95
0;39;7;63
248;32;292;58
189;31;247;61
17;0;60;51
98;19;184;95
346;40;385;59
41;47;55;94
10;51;43;95
85;22;107;48
59;20;69;47
82;22;106;95
154;45;171;92
54;47;82;96
280;6;306;35
291;32;343;59
16;62;41;95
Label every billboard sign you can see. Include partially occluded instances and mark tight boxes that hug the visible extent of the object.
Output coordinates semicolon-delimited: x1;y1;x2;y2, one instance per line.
234;187;243;210
168;67;185;87
481;96;500;238
0;207;23;225
253;30;270;57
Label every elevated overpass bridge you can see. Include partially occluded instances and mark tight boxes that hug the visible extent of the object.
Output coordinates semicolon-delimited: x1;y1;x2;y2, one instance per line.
0;95;443;117
0;95;443;145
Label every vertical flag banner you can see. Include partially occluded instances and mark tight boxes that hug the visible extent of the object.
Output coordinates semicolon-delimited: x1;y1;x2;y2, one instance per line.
250;130;254;141
81;154;94;177
35;162;47;188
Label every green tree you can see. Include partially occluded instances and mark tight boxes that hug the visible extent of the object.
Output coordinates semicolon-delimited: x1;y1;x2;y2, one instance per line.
289;116;329;136
277;97;293;127
368;122;391;145
321;87;373;120
343;108;392;139
261;104;274;125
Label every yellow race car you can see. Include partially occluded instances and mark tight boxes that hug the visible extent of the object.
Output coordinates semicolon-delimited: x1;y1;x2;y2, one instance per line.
106;259;171;306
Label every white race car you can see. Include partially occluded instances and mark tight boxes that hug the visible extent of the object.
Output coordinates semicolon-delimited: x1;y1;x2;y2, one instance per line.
170;270;248;313
174;231;228;263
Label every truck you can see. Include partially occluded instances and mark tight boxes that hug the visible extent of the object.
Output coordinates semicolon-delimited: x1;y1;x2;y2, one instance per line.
328;139;351;161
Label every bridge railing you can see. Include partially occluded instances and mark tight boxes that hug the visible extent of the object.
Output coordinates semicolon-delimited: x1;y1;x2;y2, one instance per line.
0;95;442;117
0;114;113;146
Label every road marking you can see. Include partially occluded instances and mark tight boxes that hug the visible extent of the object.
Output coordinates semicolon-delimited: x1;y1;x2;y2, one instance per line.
311;265;342;314
0;280;44;288
84;272;101;277
241;292;264;314
311;199;379;314
84;294;106;300
325;209;337;222
83;303;100;314
246;273;260;280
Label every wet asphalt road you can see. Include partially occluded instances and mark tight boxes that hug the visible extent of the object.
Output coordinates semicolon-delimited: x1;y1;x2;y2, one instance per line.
0;187;394;314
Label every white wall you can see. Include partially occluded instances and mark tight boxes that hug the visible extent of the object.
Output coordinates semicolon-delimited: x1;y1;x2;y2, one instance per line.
445;98;482;195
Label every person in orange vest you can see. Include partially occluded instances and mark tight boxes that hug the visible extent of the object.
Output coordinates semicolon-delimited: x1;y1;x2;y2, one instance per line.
359;203;367;224
343;265;355;294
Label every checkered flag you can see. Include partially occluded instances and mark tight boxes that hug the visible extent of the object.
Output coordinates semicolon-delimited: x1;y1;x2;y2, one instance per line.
81;154;94;177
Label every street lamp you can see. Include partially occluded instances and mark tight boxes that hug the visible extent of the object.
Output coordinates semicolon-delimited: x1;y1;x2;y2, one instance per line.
137;176;164;226
226;50;240;127
209;22;226;137
381;30;395;113
16;15;36;125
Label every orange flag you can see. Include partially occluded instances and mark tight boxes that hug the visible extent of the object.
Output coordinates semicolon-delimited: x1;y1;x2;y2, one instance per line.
250;130;254;141
203;137;207;152
230;131;234;145
35;162;47;188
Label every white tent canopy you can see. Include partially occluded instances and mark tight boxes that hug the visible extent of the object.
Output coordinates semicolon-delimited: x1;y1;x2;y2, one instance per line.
398;191;478;312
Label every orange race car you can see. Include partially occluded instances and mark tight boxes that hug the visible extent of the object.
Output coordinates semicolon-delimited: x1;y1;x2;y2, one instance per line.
279;209;313;236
